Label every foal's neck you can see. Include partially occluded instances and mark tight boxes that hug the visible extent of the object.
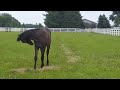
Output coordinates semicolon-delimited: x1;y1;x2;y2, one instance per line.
26;30;37;40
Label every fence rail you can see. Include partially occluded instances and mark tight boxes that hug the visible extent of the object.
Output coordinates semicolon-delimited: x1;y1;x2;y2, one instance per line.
0;27;120;36
48;28;120;36
0;27;35;32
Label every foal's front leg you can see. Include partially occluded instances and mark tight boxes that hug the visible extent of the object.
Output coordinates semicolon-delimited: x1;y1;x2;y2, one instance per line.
34;46;39;70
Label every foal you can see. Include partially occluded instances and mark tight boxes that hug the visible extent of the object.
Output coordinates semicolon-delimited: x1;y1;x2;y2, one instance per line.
17;28;51;70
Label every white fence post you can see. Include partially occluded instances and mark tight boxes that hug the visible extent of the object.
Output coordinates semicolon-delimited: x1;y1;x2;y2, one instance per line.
53;28;54;32
75;28;77;32
66;28;67;32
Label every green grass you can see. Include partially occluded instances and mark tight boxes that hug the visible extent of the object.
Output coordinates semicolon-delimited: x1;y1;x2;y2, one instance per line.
0;32;120;79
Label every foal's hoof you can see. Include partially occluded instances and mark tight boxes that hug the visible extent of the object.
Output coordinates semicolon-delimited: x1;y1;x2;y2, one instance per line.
34;66;36;70
41;65;44;68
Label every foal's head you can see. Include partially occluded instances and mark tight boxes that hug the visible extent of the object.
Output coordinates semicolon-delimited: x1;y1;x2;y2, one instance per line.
17;32;33;45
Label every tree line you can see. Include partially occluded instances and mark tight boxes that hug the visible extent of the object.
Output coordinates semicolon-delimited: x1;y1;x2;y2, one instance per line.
44;11;120;28
0;13;21;27
0;11;120;28
0;13;43;28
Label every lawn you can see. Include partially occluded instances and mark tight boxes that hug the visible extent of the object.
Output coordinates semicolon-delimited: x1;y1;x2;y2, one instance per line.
0;32;120;79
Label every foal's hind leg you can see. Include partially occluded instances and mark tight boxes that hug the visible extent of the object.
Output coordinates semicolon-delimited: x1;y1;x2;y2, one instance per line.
46;46;50;66
34;47;39;70
40;48;45;68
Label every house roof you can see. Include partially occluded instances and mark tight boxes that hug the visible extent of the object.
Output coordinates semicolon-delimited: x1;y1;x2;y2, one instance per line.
83;19;97;24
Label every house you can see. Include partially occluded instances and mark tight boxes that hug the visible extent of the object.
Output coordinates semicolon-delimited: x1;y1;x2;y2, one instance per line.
83;19;97;28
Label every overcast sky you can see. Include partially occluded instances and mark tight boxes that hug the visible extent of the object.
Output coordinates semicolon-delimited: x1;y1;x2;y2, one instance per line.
0;11;113;26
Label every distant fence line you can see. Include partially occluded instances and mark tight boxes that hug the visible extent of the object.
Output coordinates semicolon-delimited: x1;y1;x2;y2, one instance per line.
49;28;120;36
0;27;35;32
0;27;120;36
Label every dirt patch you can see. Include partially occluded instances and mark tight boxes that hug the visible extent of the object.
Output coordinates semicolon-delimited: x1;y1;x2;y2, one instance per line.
61;44;80;63
41;66;61;71
11;68;32;73
67;56;79;63
61;44;72;55
11;66;61;73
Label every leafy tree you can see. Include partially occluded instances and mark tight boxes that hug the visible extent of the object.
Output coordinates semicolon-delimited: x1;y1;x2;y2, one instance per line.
0;13;21;27
44;11;85;28
109;11;120;27
97;14;111;28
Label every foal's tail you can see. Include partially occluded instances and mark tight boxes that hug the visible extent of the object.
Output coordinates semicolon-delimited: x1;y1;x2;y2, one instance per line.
44;28;51;49
45;28;51;34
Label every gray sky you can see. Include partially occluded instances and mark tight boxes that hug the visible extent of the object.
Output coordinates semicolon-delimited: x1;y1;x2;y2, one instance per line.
0;11;113;26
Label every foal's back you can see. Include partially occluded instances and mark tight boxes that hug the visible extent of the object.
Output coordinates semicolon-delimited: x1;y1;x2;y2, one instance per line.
35;29;51;47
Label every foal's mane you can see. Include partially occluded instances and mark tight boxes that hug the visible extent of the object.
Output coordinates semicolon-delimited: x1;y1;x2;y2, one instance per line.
18;28;51;41
20;29;38;37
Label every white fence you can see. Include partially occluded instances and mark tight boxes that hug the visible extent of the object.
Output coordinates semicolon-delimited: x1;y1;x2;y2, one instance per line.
48;28;120;36
0;27;35;32
0;27;120;36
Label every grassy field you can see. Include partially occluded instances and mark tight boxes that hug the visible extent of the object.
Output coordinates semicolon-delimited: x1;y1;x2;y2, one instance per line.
1;32;120;79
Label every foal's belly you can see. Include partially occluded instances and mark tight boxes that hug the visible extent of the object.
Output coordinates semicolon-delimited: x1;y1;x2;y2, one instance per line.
35;42;42;48
34;41;47;48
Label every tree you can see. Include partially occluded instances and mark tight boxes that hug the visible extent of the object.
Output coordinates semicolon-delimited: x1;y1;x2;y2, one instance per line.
21;23;43;28
109;11;120;27
44;11;85;28
97;14;111;28
0;13;21;27
38;23;44;28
